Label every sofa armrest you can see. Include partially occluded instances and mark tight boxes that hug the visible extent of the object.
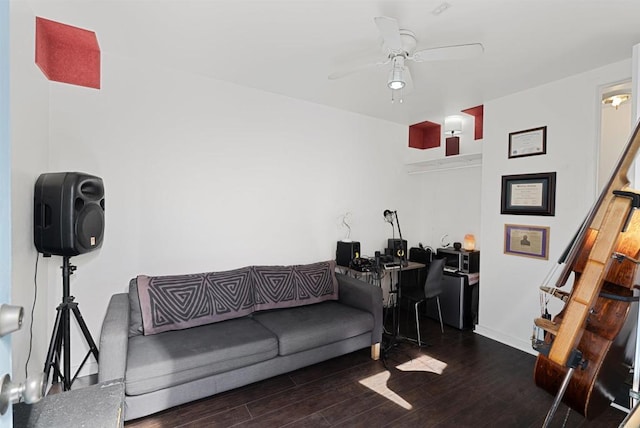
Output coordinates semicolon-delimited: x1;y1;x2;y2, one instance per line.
98;293;130;383
336;273;383;344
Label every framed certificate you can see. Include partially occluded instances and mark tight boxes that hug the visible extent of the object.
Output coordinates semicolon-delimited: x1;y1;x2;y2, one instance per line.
504;224;550;260
508;126;547;159
501;172;556;216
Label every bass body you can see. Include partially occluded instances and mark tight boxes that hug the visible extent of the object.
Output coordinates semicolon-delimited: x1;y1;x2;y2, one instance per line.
534;122;640;419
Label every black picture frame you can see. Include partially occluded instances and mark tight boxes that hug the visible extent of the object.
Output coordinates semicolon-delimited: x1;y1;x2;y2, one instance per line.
501;172;556;216
508;126;547;159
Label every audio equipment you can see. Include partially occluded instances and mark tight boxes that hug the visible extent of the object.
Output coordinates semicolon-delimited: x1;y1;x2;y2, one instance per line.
409;246;432;265
34;172;105;257
350;257;373;272
387;239;407;260
336;241;360;267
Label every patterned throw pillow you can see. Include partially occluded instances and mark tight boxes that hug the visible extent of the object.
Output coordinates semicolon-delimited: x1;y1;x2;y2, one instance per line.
137;266;254;335
253;260;338;311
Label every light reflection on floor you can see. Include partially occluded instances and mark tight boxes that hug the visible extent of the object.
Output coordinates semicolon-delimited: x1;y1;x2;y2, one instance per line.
358;354;448;410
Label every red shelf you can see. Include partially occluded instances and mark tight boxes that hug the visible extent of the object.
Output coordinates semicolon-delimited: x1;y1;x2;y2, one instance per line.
36;17;101;89
461;105;483;140
408;120;441;150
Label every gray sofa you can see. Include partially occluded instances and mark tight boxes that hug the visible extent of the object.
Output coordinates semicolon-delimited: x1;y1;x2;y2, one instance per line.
98;261;382;421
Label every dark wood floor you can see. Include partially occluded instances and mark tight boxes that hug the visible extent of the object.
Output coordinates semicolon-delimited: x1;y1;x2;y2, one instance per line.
125;318;627;428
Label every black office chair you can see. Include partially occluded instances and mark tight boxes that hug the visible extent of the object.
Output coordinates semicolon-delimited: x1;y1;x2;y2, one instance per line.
402;257;445;347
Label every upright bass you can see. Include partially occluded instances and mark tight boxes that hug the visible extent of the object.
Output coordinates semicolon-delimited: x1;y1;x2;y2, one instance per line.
533;120;640;420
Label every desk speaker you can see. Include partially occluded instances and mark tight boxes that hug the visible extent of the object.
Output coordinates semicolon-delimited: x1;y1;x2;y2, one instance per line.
336;241;360;267
387;239;407;260
34;172;105;256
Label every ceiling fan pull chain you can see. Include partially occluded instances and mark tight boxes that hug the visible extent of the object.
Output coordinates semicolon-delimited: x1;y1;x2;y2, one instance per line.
390;89;403;104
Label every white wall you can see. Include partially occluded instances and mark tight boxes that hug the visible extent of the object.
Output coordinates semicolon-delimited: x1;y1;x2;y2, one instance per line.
405;112;483;250
412;165;482;250
10;0;50;382
43;53;412;375
633;44;640;186
476;59;633;354
9;10;636;381
404;114;483;165
634;44;640;123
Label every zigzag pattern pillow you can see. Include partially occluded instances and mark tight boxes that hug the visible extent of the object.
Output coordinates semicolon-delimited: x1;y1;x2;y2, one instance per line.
137;266;254;335
253;260;338;311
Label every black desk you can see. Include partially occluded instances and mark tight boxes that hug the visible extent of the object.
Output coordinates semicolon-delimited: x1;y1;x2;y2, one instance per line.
337;261;425;306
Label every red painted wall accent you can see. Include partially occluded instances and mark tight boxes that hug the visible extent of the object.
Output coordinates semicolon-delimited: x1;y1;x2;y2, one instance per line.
408;120;441;149
35;17;100;89
445;136;460;156
461;105;483;140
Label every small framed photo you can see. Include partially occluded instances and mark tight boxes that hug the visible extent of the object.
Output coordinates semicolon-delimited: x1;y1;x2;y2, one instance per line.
501;172;556;216
504;224;550;260
509;126;547;159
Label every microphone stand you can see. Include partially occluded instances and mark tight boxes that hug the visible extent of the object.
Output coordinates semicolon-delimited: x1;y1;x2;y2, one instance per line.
382;210;406;361
394;211;406;338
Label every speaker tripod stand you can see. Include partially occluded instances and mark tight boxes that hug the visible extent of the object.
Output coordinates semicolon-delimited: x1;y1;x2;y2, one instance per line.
43;256;99;391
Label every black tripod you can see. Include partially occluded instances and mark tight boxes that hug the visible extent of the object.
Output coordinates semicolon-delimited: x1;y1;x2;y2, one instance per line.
43;256;99;391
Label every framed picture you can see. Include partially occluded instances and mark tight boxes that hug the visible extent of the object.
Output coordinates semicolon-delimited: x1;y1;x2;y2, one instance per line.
501;172;556;216
508;126;547;159
504;224;550;260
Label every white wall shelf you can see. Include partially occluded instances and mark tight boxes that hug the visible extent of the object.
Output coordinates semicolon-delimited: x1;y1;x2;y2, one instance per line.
406;153;482;174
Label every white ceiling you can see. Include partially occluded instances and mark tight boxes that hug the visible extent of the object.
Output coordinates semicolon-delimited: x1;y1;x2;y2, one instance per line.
26;0;640;125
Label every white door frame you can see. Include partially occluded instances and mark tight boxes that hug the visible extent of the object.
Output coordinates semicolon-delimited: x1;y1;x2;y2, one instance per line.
0;0;13;426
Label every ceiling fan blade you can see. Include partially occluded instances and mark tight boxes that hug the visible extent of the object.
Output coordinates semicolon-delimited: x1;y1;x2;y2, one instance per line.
403;65;414;94
328;58;389;80
411;43;484;62
374;16;402;52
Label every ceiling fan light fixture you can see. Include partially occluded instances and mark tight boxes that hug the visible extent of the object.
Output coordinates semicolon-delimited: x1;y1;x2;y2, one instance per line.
328;16;483;104
387;56;406;90
388;70;405;90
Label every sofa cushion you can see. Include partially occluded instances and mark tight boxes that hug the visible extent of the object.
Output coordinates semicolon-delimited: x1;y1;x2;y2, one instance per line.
137;266;255;335
253;260;338;311
125;317;278;396
252;301;373;356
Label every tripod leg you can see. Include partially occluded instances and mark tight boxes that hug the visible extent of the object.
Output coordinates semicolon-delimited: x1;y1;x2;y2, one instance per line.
63;300;71;390
43;304;64;386
71;303;99;360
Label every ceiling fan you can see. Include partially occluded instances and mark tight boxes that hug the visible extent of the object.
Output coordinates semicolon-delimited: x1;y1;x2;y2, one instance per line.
329;17;484;100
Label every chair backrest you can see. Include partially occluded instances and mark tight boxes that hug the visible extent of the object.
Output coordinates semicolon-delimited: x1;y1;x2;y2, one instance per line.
423;257;446;299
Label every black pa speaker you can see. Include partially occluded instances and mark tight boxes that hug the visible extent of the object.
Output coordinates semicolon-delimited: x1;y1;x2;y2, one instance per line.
336;241;360;267
34;172;105;257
